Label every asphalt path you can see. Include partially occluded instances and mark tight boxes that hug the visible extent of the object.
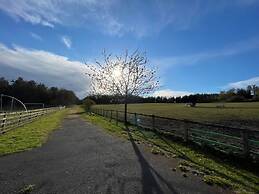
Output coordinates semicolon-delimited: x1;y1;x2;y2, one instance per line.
0;114;230;194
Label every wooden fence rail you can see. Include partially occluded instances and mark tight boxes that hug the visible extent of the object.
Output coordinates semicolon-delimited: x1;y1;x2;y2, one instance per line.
91;108;259;160
0;107;64;134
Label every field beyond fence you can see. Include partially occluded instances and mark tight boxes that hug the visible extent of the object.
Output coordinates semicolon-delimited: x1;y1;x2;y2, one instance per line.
0;107;64;134
93;102;259;129
91;107;259;161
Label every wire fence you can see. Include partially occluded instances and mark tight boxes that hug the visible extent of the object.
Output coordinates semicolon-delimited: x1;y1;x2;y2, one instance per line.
91;108;259;160
0;107;65;134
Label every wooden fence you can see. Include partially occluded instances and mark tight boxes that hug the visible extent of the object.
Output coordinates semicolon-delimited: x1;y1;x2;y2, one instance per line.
0;107;64;134
91;108;259;160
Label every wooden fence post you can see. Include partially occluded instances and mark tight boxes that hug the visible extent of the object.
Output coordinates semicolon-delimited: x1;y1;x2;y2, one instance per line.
116;110;118;125
134;113;138;126
184;128;189;142
242;130;249;158
1;113;6;132
19;112;22;125
152;114;155;130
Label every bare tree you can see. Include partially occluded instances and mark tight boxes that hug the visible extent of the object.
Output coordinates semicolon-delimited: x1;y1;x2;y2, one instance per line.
85;50;159;124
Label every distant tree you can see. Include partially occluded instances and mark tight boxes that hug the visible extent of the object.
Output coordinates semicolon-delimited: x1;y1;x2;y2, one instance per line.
219;91;227;101
83;98;96;112
247;85;253;95
0;77;79;107
252;85;258;99
247;85;259;100
219;89;236;102
85;50;159;124
236;88;252;99
188;95;197;106
0;77;9;94
255;87;259;100
175;96;182;103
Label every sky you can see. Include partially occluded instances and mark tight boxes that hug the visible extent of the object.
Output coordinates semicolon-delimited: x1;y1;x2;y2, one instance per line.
0;0;259;98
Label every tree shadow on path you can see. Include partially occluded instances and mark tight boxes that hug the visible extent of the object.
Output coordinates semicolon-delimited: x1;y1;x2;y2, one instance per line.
125;127;178;194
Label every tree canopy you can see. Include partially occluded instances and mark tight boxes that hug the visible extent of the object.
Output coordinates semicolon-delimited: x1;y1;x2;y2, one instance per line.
85;50;159;123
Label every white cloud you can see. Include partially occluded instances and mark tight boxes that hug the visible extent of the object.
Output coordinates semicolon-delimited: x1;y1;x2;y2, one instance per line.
153;89;193;98
0;42;90;98
153;36;259;68
30;32;42;41
0;0;121;34
41;21;55;28
61;36;72;48
227;77;259;89
0;1;58;28
1;0;257;37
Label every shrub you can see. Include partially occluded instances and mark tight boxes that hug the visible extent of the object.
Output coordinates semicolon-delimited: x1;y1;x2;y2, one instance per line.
83;98;96;112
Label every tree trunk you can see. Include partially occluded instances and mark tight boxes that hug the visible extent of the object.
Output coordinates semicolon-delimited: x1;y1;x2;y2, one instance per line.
124;95;128;125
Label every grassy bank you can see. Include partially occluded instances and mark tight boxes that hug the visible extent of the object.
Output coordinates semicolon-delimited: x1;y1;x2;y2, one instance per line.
0;109;68;155
82;113;259;194
93;102;259;129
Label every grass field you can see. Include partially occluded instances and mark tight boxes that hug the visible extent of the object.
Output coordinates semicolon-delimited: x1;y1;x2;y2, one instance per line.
93;102;259;129
0;108;68;155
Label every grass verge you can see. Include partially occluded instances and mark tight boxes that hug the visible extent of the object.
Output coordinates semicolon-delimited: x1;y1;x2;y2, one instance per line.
0;109;68;156
82;113;259;194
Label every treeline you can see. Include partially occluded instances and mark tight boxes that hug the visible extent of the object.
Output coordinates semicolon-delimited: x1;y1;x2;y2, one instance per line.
87;85;259;104
86;94;219;104
0;77;79;106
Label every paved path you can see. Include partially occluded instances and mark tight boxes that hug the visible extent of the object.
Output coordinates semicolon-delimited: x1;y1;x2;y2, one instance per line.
0;114;229;194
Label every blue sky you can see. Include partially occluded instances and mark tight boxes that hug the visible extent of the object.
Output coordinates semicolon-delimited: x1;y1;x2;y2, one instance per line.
0;0;259;98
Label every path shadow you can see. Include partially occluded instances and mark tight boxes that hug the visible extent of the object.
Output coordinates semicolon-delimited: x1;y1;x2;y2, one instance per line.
125;127;178;194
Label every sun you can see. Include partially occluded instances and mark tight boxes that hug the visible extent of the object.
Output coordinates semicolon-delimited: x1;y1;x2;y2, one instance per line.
112;67;122;78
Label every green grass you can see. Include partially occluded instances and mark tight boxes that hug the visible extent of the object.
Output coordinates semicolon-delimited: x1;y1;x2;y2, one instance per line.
0;109;68;155
19;184;35;194
93;102;259;129
82;113;259;194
